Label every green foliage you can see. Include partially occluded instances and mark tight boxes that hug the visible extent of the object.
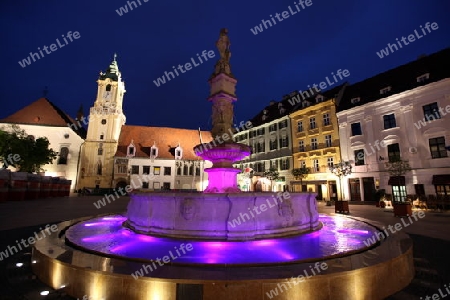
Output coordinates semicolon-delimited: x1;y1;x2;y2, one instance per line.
263;167;279;181
291;166;311;182
385;157;411;176
0;125;58;173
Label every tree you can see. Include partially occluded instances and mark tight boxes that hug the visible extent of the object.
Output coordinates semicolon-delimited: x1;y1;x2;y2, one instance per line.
0;125;57;173
291;166;311;186
385;157;411;176
263;167;279;191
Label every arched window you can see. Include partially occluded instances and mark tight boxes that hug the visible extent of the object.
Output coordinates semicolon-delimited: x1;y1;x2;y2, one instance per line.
106;84;112;91
58;147;69;165
183;164;188;175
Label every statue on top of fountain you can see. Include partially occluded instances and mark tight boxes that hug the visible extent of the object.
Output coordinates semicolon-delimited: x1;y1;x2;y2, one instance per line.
213;28;233;76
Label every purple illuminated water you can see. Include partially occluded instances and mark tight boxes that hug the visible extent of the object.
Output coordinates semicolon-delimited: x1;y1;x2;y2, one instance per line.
65;214;379;265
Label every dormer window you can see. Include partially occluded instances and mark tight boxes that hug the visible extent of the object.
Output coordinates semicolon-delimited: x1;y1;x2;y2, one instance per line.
316;95;323;103
175;145;183;160
150;142;159;160
127;140;135;157
302;101;310;108
351;97;360;104
380;86;391;95
417;73;430;83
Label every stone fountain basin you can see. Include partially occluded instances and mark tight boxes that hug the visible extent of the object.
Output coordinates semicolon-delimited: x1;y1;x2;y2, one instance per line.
124;191;320;241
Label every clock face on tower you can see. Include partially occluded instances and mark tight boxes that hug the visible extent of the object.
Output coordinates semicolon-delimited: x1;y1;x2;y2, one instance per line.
103;91;111;100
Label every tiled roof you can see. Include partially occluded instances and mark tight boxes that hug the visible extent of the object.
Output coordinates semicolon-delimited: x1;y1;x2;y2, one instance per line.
0;98;86;138
115;125;213;160
248;83;347;128
338;47;450;112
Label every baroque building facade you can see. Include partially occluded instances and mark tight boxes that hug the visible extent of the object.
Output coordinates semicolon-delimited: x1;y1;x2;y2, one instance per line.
337;48;450;201
289;84;346;200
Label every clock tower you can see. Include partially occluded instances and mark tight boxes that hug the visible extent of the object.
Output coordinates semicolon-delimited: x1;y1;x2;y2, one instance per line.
76;55;126;190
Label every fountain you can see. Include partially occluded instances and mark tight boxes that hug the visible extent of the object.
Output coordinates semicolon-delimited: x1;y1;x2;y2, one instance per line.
32;29;414;300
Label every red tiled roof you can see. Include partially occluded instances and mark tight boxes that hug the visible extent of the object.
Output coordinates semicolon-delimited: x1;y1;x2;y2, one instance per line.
1;98;75;126
115;125;213;160
0;98;86;138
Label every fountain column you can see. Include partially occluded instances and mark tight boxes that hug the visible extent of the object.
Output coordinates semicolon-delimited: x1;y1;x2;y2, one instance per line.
195;28;251;193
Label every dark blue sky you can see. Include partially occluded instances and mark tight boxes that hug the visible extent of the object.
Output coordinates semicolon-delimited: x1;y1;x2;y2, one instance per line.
1;0;449;130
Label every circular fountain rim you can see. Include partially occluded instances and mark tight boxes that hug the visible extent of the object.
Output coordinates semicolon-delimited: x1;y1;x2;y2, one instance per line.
64;213;383;267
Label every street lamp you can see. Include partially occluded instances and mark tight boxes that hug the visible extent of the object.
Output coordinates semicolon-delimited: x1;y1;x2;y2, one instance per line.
329;161;352;201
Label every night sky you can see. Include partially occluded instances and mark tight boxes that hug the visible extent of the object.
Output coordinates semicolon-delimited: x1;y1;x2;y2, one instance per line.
1;0;449;131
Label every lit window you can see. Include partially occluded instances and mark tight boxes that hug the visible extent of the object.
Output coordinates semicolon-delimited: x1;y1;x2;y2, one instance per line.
311;138;318;150
380;86;391;95
153;166;161;175
325;135;332;147
58;147;69;165
429;137;447;159
417;73;429;83
309;117;316;129
323;113;330;126
354;149;365;165
423;102;441;121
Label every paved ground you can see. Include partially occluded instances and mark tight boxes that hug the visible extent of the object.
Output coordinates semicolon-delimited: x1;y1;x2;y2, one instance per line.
0;195;449;299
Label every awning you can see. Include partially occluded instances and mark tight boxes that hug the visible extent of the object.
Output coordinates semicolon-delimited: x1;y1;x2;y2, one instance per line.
388;176;405;185
432;175;450;185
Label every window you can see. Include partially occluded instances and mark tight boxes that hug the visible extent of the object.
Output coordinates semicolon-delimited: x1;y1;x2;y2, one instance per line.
100;134;104;140
189;165;194;176
183;164;188;175
269;139;277;150
280;136;289;148
325;135;332;148
323;113;330;126
128;146;135;156
298;140;305;152
150;146;158;157
316;95;323;103
351;97;360;104
58;147;69;165
131;165;139;174
429;137;448;159
269;124;277;132
392;185;407;202
387;143;401;162
423;102;441;121
280;158;290;170
143;166;150;174
278;120;288;129
175;146;183;159
97;148;103;155
311;138;318;150
153;182;161;189
153;166;161;175
297;121;303;132
380;86;391;95
354;149;365;166
351;123;362;136
327;157;334;167
256;142;265;153
117;165;127;174
417;73;429;83
270;160;278;170
142;182;149;189
309;117;316;129
313;159;319;172
177;166;182;175
255;162;265;172
163;167;171;176
257;128;265;136
195;166;200;176
383;114;397;129
97;162;102;175
106;84;111;91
